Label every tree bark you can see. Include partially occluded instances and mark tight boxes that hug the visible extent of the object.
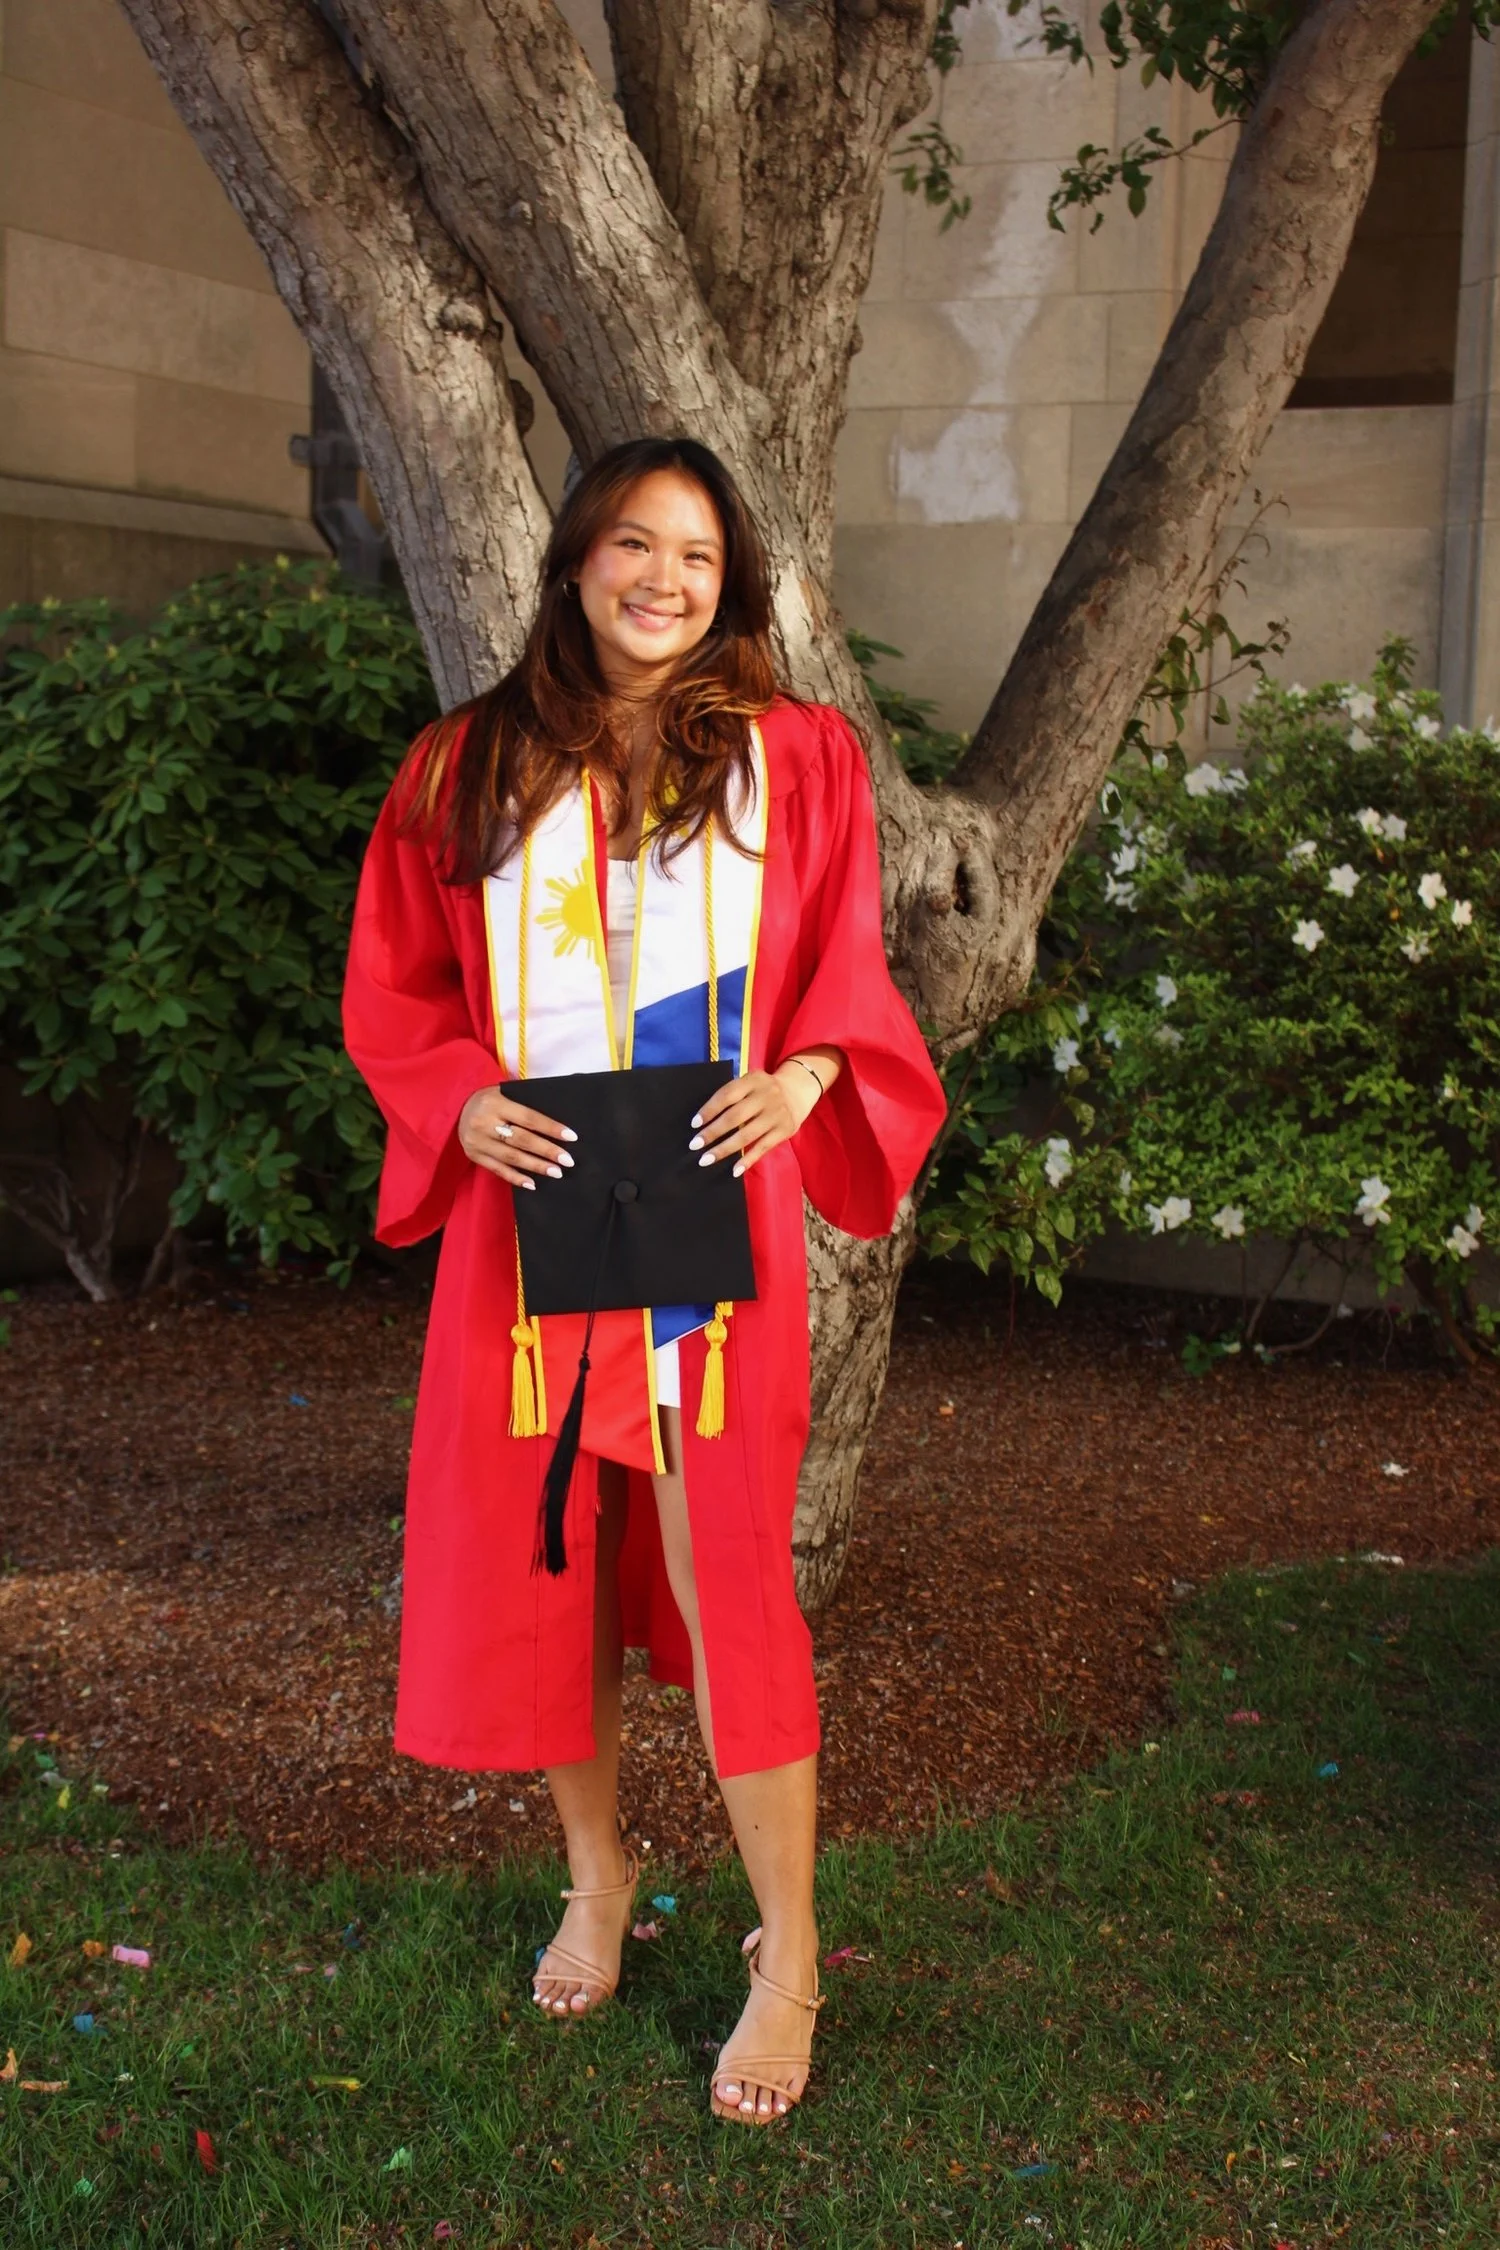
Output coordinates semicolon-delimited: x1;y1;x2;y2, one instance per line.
959;0;1449;945
605;0;938;580
117;0;551;704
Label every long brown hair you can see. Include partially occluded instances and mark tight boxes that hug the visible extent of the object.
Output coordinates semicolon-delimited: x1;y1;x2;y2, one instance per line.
406;437;780;881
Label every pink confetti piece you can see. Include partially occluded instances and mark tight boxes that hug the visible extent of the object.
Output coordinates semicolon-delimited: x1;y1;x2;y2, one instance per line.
1226;1709;1262;1726
822;1945;858;1967
195;2128;217;2173
630;1920;659;1942
111;1945;151;1969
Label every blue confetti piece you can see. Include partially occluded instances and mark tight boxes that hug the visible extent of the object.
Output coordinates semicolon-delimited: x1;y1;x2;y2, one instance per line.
72;2013;104;2036
650;1894;677;1915
534;1943;547;1967
1011;2162;1057;2178
288;1391;311;1407
1317;1761;1340;1779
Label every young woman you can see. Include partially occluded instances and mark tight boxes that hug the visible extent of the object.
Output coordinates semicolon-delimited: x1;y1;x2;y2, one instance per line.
343;436;945;2124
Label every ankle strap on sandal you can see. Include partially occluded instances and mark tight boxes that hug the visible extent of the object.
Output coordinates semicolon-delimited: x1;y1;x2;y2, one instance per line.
560;1845;638;1903
749;1949;825;2012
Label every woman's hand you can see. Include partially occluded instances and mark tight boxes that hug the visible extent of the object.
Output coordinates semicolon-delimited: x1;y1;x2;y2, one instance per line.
458;1086;576;1191
690;1047;843;1177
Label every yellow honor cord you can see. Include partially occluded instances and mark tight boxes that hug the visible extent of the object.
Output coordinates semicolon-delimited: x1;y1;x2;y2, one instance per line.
696;819;732;1440
509;833;548;1437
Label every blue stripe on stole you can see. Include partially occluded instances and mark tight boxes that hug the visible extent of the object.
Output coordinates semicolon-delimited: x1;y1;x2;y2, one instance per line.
632;966;747;1350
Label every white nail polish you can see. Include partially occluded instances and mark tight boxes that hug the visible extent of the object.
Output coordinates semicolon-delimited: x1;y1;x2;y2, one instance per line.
561;1126;578;1142
698;1151;716;1167
732;1160;745;1178
558;1151;574;1167
523;1177;536;1190
690;1112;703;1129
546;1164;563;1178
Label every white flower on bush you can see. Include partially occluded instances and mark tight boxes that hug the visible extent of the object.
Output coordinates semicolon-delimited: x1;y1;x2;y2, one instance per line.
1118;1167;1133;1195
1154;975;1178;1007
1104;874;1137;909
1221;767;1249;795
1146;1196;1192;1234
1052;1035;1081;1073
1111;843;1140;876
1441;1074;1460;1101
1184;762;1225;798
1292;919;1325;952
1043;1137;1073;1189
1400;932;1432;963
1327;863;1360;898
1452;898;1474;928
1355;807;1383;835
1075;1001;1090;1025
1286;683;1308;702
1102;1024;1122;1049
1344;690;1378;723
1447;1221;1481;1260
1414;714;1441;742
1355;1176;1392;1227
1150;750;1170;770
1154;1024;1184;1049
1286;839;1318;864
1349;726;1373;752
1212;1205;1246;1240
1382;813;1407;841
1417;871;1448;910
1466;1204;1484;1235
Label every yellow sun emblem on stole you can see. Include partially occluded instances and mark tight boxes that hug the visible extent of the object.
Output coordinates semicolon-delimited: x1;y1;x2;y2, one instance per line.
536;861;605;964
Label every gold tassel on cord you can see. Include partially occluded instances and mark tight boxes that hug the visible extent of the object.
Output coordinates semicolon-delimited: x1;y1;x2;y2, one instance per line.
510;1317;540;1437
509;1236;547;1439
696;1301;734;1438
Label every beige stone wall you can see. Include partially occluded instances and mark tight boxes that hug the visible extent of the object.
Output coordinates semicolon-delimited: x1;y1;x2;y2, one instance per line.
835;0;1466;733
0;0;322;612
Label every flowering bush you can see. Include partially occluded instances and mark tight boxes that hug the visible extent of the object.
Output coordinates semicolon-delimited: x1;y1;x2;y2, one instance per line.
923;641;1500;1356
0;560;432;1293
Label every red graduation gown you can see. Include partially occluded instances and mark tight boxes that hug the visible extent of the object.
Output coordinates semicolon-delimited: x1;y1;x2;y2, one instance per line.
342;697;945;1778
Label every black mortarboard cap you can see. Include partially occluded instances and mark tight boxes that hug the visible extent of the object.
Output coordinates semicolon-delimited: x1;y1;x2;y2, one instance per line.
502;1059;757;1573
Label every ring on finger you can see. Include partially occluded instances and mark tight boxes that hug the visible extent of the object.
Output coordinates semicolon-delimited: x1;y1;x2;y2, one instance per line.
494;1121;514;1141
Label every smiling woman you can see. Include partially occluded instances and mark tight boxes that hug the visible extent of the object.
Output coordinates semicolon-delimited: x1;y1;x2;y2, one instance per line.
341;435;945;2129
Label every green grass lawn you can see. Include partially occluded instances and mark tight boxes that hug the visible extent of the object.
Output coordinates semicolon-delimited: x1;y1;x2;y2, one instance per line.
2;1554;1497;2250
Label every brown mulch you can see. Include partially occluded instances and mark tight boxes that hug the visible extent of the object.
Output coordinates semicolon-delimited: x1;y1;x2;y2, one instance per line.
1;1259;1495;1877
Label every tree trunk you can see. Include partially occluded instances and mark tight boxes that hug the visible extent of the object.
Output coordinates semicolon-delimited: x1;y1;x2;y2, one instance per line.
606;0;937;581
118;0;551;703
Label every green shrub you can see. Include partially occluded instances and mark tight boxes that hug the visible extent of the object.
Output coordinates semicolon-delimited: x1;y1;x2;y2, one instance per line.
923;640;1500;1357
0;559;434;1293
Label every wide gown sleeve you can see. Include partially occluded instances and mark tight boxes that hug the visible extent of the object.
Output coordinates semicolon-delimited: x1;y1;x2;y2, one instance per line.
775;706;947;1239
342;755;499;1246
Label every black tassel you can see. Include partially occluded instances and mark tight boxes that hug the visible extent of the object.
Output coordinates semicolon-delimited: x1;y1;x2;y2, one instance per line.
527;1185;621;1578
536;1346;590;1576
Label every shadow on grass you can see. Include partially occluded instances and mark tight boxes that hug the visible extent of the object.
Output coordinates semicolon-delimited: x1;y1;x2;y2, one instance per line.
2;1554;1497;2249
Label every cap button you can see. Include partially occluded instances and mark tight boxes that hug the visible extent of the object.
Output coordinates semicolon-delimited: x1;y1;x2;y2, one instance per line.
612;1178;639;1204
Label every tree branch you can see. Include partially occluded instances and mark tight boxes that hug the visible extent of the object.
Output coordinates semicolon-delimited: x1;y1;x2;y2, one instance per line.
957;0;1447;942
605;0;939;577
118;0;552;703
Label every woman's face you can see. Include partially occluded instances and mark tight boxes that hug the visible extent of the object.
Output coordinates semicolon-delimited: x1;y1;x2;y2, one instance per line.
574;469;726;695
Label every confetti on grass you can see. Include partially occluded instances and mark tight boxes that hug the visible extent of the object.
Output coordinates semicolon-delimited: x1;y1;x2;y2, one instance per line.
8;1933;32;1968
112;1945;151;1969
196;2129;218;2173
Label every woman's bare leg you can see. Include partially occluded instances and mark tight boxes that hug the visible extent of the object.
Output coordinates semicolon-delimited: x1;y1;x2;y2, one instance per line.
533;1460;634;2015
652;1407;820;2118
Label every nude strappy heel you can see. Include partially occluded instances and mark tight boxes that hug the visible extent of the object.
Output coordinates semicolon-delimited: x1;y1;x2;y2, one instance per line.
532;1844;640;2019
710;1926;825;2123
